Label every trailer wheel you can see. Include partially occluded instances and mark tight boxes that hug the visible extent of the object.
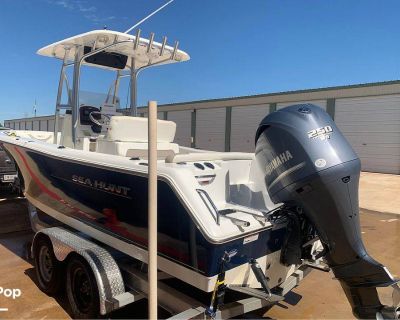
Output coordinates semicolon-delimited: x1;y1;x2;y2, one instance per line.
33;236;62;295
66;255;100;319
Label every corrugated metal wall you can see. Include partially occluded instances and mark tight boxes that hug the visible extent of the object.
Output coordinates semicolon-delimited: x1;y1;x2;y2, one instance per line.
231;105;269;152
335;95;400;174
195;108;226;151
48;119;55;132
167;110;192;147
40;120;48;131
277;100;327;110
33;120;40;131
5;118;53;131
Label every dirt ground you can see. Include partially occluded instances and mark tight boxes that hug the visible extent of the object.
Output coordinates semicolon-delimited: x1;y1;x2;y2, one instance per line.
0;206;398;319
359;172;400;215
263;209;400;319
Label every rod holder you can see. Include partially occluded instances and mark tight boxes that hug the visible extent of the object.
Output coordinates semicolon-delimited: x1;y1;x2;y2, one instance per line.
147;32;155;53
160;36;167;56
172;41;179;60
134;29;141;50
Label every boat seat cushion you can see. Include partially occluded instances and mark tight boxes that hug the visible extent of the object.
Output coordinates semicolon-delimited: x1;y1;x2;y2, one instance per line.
106;116;176;142
97;140;179;158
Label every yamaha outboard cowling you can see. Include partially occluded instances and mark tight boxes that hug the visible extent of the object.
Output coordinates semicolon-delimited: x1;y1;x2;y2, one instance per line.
255;104;399;319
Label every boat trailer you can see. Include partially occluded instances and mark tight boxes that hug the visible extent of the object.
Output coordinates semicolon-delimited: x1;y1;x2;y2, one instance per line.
29;225;316;319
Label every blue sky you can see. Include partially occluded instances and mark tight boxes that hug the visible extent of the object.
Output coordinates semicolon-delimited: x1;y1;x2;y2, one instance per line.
1;0;400;123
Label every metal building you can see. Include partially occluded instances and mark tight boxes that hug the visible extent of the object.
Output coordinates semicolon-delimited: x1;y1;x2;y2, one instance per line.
5;80;400;174
5;115;59;132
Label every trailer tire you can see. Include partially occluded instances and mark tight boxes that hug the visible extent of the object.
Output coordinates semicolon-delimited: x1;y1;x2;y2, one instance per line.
66;255;100;319
33;236;63;295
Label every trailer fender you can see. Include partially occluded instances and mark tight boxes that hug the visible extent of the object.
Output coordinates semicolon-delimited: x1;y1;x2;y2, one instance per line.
32;227;125;315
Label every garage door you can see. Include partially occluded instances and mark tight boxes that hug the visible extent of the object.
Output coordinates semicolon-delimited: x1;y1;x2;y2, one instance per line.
158;112;165;119
231;105;269;152
141;112;166;119
33;120;40;131
277;99;327;110
48;119;55;132
167;110;192;147
335;95;400;174
40;120;48;131
196;108;226;151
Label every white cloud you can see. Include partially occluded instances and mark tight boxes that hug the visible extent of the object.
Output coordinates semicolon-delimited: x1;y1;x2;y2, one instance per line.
79;6;96;12
84;13;116;23
47;0;75;10
75;1;96;13
56;0;74;9
47;0;115;23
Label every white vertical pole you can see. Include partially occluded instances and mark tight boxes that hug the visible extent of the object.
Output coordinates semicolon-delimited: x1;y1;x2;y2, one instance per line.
54;49;69;144
148;100;158;319
130;58;137;116
71;46;83;147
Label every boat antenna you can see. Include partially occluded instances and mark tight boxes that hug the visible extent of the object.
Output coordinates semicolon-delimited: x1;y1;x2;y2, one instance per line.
124;0;174;34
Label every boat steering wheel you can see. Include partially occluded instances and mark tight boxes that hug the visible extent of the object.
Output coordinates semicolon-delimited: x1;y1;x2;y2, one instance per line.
89;111;111;126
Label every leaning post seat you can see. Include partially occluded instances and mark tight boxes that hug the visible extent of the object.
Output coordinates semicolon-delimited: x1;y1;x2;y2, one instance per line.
107;116;176;142
96;116;179;158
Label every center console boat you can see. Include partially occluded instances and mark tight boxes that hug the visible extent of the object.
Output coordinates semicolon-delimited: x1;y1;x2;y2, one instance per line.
0;28;398;319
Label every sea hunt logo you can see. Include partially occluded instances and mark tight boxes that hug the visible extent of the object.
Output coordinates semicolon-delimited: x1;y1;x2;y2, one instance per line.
72;175;131;197
265;150;293;175
307;126;333;141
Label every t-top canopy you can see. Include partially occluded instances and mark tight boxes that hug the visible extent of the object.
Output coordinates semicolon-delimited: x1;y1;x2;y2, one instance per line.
37;30;190;70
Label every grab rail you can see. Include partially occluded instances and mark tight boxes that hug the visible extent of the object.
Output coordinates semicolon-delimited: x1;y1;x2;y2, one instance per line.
196;189;220;225
221;208;268;224
196;189;250;227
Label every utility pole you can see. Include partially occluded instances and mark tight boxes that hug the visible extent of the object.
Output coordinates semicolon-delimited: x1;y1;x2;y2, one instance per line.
33;99;37;117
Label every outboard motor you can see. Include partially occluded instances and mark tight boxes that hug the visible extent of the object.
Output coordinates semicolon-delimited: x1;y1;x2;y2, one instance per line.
255;104;399;319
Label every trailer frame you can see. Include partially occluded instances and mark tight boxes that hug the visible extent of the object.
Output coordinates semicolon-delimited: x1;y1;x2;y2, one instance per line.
30;225;313;319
